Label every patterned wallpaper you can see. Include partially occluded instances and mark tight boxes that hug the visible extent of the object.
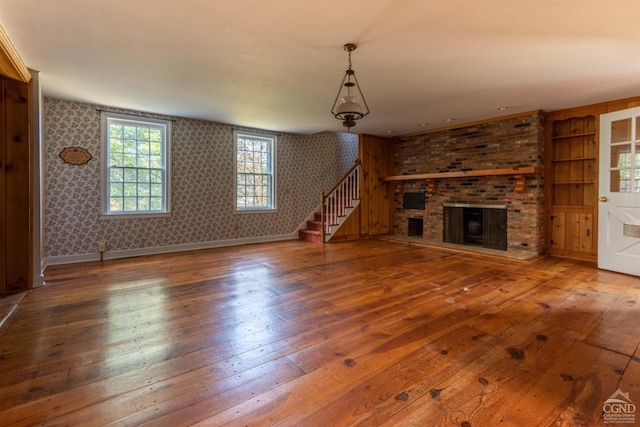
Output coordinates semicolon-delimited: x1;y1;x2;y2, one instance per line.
44;98;358;259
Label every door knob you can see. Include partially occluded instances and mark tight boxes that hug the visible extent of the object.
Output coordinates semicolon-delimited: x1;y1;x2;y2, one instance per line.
599;196;608;202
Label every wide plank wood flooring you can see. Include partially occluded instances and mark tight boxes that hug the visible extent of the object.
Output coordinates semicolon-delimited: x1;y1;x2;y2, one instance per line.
0;239;639;426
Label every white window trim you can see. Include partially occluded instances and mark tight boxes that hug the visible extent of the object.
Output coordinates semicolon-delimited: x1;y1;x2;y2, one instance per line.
100;112;172;219
234;130;277;213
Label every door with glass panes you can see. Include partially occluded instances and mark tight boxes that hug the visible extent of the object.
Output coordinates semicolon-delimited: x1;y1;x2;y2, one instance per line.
598;106;640;276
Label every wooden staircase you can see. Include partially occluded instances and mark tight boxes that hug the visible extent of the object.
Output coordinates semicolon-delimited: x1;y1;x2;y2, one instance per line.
298;212;323;243
299;161;360;243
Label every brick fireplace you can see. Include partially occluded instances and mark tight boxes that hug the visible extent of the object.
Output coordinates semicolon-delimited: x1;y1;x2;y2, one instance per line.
392;112;545;257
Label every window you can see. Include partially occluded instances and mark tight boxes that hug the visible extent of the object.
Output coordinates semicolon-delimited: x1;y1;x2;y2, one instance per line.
234;131;276;211
101;112;171;217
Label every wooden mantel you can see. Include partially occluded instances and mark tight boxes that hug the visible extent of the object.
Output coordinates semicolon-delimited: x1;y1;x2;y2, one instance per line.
384;166;543;194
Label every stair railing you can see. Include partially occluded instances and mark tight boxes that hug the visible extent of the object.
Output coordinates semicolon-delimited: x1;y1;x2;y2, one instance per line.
321;160;361;243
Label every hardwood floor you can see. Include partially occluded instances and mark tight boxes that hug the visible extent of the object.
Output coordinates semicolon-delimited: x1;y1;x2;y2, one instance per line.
0;239;639;426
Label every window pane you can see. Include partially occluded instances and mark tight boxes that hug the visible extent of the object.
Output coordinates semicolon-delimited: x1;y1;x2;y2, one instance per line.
611;119;631;143
138;169;150;183
137;154;150;168
110;124;123;139
150;170;162;183
150;197;162;210
151;183;162;197
137;140;150;155
138;197;150;211
110;197;123;211
124;197;137;210
123;154;137;167
150;129;162;142
103;114;170;215
110;168;123;182
124;126;136;140
613;169;632;193
137;127;150;140
110;183;123;197
110;152;122;167
150;142;162;155
611;145;631;168
150;155;162;169
137;183;150;196
110;138;123;153
123;139;136;153
124;168;137;182
124;183;137;197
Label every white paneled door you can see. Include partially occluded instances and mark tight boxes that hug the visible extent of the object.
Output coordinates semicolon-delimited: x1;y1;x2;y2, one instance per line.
598;106;640;276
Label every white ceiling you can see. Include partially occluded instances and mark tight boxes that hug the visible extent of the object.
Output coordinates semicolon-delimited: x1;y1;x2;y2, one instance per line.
1;0;639;136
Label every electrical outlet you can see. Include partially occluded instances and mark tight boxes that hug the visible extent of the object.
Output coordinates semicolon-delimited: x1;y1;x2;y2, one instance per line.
98;241;106;252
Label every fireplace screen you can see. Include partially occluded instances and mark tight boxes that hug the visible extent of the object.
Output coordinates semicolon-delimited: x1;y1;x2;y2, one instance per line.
443;205;507;251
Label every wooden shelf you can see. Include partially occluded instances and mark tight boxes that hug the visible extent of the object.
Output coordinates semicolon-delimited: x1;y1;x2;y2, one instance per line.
384;166;542;182
553;181;594;185
552;157;595;163
385;166;543;194
551;132;596;140
546;114;597;260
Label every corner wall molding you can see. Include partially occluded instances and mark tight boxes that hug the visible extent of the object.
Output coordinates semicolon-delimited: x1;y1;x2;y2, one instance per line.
0;23;31;82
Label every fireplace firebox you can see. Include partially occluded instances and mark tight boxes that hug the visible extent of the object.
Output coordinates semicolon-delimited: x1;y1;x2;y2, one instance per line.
443;204;507;251
407;217;423;237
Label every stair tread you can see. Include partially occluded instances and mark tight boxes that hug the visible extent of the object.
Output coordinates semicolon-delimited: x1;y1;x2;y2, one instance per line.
300;229;321;235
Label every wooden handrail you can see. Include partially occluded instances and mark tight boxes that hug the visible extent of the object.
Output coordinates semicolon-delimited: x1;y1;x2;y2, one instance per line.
321;160;362;243
323;159;362;197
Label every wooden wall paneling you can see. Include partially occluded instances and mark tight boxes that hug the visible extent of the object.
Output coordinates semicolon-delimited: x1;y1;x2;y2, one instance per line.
564;212;593;253
550;211;565;250
3;77;31;292
606;98;640;113
580;213;594;253
358;136;369;237
0;79;5;293
565;212;581;252
569;183;584;206
358;134;394;237
327;206;360;242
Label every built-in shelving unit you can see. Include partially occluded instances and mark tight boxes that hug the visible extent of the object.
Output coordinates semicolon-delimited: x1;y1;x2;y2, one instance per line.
545;115;597;261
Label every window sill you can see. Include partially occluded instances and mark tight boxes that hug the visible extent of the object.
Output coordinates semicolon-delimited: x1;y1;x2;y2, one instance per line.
234;208;278;214
100;212;172;220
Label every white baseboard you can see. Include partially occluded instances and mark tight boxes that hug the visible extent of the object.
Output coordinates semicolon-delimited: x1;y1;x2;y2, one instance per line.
44;232;299;267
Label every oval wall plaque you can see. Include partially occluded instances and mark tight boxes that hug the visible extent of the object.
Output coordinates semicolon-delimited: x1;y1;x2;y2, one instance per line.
59;146;92;165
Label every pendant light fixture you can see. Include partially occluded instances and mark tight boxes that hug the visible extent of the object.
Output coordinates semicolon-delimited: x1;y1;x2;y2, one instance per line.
331;43;370;131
